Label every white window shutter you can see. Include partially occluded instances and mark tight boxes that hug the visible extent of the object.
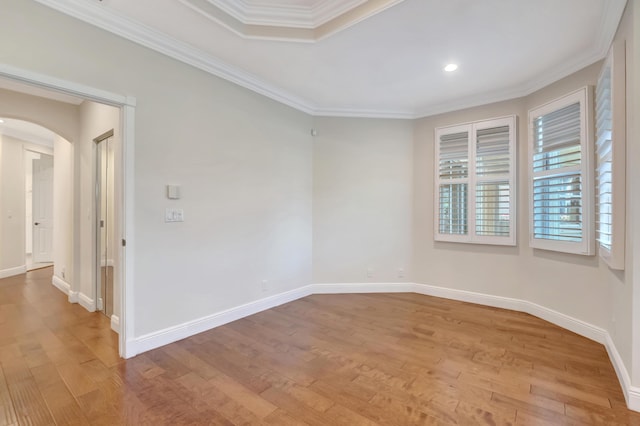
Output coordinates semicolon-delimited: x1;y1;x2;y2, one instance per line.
475;123;514;241
528;87;594;255
596;41;626;269
436;127;469;240
435;116;516;245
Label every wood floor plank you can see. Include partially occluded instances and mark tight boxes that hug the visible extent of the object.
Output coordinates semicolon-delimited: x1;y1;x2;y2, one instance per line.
2;268;640;425
0;365;17;426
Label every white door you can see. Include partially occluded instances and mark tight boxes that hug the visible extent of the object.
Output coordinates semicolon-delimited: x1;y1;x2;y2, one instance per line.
32;155;54;263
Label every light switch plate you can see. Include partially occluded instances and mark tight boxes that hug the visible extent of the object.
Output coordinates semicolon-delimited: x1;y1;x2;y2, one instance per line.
167;185;181;199
165;208;184;222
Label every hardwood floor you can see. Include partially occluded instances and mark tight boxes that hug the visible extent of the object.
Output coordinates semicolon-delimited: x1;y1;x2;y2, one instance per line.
2;268;640;425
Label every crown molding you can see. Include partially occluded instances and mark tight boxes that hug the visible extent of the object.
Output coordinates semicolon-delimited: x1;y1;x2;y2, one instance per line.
180;0;403;42
33;0;625;121
314;107;415;120
34;0;317;114
209;0;315;28
203;0;368;29
311;0;367;27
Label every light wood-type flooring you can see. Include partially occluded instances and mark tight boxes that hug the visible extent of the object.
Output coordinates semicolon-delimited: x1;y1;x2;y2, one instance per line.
2;267;640;425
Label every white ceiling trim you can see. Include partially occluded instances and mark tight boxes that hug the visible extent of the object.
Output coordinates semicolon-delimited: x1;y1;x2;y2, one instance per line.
309;0;368;27
208;0;367;28
33;0;626;120
179;0;405;42
313;107;415;120
34;0;317;113
207;0;316;28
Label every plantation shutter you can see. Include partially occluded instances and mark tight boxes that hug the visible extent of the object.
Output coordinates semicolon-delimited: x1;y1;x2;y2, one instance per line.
596;63;613;251
595;42;625;269
528;87;593;255
437;130;469;236
532;103;582;243
475;125;511;237
435;116;516;245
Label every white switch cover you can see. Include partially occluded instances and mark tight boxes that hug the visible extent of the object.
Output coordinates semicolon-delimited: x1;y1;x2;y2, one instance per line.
167;185;181;199
165;208;184;222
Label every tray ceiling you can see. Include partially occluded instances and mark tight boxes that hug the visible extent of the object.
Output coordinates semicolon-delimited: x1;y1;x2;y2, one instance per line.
34;0;627;118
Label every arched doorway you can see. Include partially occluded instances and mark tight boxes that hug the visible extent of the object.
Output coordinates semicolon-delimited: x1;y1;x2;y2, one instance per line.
0;118;66;276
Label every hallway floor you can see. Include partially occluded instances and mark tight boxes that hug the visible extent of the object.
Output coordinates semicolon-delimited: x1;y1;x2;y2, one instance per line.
0;267;120;424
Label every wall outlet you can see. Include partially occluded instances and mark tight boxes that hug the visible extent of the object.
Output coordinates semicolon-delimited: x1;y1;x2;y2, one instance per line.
61;268;66;279
398;268;404;278
366;268;373;278
261;280;268;292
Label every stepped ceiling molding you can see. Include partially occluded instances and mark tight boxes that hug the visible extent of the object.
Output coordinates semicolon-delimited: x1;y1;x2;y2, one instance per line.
34;0;627;118
180;0;404;41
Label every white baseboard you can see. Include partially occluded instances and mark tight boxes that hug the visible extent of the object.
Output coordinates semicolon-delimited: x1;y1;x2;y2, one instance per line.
110;315;120;334
524;299;606;344
78;293;96;312
630;387;640;412
128;280;637;413
131;285;313;355
130;281;603;350
313;282;416;294
605;333;640;411
0;265;27;279
51;275;71;295
68;290;79;304
412;283;607;344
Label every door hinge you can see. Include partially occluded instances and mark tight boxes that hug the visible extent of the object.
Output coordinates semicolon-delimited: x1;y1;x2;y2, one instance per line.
122;239;126;247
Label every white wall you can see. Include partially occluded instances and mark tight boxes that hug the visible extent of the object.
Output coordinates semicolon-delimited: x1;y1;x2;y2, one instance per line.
53;135;73;283
0;135;26;271
312;117;413;283
132;87;313;335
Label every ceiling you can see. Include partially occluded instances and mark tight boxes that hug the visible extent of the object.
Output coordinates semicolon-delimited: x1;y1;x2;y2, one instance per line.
35;0;627;118
0;118;56;147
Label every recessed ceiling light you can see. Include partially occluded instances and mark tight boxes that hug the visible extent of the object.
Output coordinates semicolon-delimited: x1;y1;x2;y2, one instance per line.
444;63;458;72
0;119;4;124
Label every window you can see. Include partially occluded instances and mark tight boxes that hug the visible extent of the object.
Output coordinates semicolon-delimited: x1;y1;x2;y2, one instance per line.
596;42;626;269
528;87;594;255
435;116;516;245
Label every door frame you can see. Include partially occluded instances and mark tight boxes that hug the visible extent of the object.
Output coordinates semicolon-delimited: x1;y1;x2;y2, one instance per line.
94;129;114;316
31;154;54;264
0;63;137;358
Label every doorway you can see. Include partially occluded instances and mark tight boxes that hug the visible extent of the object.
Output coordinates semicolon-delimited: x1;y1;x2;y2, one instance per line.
95;130;115;319
26;150;54;271
0;65;136;358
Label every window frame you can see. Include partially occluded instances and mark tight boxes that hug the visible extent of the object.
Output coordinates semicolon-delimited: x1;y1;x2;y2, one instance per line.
596;41;626;269
528;87;594;255
434;115;517;246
